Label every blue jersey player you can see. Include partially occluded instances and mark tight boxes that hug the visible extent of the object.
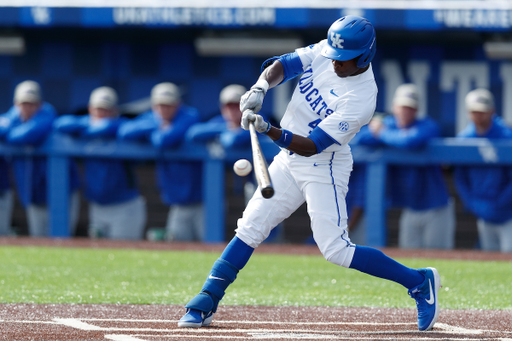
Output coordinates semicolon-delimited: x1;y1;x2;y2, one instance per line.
178;16;441;332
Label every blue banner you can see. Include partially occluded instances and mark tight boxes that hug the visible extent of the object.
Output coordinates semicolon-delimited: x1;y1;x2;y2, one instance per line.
2;7;512;30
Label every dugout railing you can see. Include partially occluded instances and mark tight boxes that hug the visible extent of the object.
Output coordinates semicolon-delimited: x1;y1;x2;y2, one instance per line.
1;134;511;247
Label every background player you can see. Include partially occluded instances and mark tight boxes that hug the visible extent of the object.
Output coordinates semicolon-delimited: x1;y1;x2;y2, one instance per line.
118;82;203;242
54;86;147;240
0;80;80;236
356;84;455;250
186;84;251;150
0;155;12;236
178;16;441;332
454;89;512;252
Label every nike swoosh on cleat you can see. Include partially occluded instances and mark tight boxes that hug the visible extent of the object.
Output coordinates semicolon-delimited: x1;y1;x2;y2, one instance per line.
425;279;435;305
208;274;225;281
330;89;339;97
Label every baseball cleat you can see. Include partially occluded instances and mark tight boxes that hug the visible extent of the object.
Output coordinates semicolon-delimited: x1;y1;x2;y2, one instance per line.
408;267;441;331
178;308;213;328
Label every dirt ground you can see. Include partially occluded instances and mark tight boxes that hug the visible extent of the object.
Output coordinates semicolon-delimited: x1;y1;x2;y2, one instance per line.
1;237;511;341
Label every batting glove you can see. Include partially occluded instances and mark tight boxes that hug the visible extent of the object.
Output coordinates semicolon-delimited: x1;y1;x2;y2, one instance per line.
241;111;271;134
240;80;269;114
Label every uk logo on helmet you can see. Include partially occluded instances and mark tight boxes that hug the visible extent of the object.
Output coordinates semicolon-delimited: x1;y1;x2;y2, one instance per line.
330;32;344;49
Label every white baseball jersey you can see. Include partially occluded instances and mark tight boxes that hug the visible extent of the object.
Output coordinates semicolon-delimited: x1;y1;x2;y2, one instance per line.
236;40;378;268
280;40;378;154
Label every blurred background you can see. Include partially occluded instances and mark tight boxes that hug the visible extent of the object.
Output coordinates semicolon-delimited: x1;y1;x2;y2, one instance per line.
1;0;512;248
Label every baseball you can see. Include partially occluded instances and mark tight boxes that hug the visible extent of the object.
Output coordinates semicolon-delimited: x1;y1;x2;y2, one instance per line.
233;159;252;176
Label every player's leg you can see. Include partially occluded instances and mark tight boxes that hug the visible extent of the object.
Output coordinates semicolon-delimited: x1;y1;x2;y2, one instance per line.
304;179;424;289
497;219;512;252
179;152;305;328
423;199;455;249
88;202;108;238
0;190;13;235
109;196;147;240
166;205;195;241
303;157;439;331
26;204;48;237
190;203;204;241
398;208;423;249
69;191;80;237
476;219;500;251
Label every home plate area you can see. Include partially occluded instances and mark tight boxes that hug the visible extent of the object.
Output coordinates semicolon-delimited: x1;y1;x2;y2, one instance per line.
1;304;511;340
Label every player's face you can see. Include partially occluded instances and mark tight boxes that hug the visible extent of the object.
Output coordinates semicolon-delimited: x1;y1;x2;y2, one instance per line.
221;102;243;129
154;103;179;122
89;106;117;121
16;101;41;122
469;110;493;131
331;58;364;78
393;105;417;128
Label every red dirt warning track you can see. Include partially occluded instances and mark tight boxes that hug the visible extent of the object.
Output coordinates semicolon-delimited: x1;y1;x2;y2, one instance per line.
1;237;511;340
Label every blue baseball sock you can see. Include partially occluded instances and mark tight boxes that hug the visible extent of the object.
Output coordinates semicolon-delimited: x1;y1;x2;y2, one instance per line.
220;236;254;270
349;245;424;289
186;237;254;313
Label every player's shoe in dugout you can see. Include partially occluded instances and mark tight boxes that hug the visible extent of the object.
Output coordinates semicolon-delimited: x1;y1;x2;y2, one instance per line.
178;308;213;328
408;267;441;331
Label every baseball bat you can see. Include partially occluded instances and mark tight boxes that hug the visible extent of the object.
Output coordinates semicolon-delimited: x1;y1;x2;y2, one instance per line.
247;111;274;199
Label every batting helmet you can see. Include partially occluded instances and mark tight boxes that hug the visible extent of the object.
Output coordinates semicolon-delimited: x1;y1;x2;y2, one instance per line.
321;15;376;68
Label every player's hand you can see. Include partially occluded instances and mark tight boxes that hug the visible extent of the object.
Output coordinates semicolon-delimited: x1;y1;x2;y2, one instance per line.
240;86;266;114
369;117;384;135
241;110;271;134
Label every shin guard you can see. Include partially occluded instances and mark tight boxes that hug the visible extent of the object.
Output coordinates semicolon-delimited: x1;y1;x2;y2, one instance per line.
185;258;239;313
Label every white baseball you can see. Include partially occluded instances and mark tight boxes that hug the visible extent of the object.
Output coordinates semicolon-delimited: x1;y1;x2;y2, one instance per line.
233;159;252;176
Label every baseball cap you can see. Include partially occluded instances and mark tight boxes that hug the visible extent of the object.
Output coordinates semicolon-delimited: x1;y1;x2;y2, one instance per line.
14;80;41;104
89;86;118;109
465;88;494;112
151;82;180;105
220;84;247;105
393;83;419;109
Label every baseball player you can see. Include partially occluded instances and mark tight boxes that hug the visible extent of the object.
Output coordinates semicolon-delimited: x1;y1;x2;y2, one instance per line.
186;84;251;149
0;157;13;235
118;82;203;241
455;89;512;252
54;86;147;240
0;80;80;236
178;16;440;332
357;84;455;250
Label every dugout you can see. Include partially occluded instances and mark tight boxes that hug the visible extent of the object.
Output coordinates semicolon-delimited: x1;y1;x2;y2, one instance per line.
1;1;512;248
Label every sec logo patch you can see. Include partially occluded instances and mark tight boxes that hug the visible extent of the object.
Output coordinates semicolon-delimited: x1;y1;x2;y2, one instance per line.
339;121;349;131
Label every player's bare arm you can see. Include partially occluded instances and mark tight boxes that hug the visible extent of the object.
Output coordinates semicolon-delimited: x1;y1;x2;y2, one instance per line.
260;60;285;88
266;126;317;157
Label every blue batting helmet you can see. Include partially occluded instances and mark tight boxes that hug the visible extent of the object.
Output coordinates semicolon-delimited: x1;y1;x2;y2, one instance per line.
321;15;376;68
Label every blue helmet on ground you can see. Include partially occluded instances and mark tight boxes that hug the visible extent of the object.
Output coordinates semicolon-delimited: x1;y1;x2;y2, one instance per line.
321;15;376;68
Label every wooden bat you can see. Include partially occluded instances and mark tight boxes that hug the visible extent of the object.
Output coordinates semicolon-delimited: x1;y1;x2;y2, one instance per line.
247;112;274;199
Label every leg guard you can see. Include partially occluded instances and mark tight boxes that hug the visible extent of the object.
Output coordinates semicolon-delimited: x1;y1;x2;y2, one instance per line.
185;258;239;313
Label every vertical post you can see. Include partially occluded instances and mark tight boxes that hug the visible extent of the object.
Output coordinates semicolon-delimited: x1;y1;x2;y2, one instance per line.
203;157;225;243
365;161;387;247
47;154;70;237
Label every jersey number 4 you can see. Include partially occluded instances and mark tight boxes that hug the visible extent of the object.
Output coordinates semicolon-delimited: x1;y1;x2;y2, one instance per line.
308;119;321;134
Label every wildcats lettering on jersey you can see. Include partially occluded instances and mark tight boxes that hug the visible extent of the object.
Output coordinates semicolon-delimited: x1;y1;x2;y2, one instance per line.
298;66;335;118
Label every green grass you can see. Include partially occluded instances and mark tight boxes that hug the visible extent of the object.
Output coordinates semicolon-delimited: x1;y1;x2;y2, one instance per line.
0;246;510;310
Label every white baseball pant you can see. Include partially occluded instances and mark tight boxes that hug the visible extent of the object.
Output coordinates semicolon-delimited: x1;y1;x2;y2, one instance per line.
236;150;356;268
89;195;147;240
398;198;455;249
0;190;13;235
27;191;80;237
477;218;512;253
166;203;204;241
